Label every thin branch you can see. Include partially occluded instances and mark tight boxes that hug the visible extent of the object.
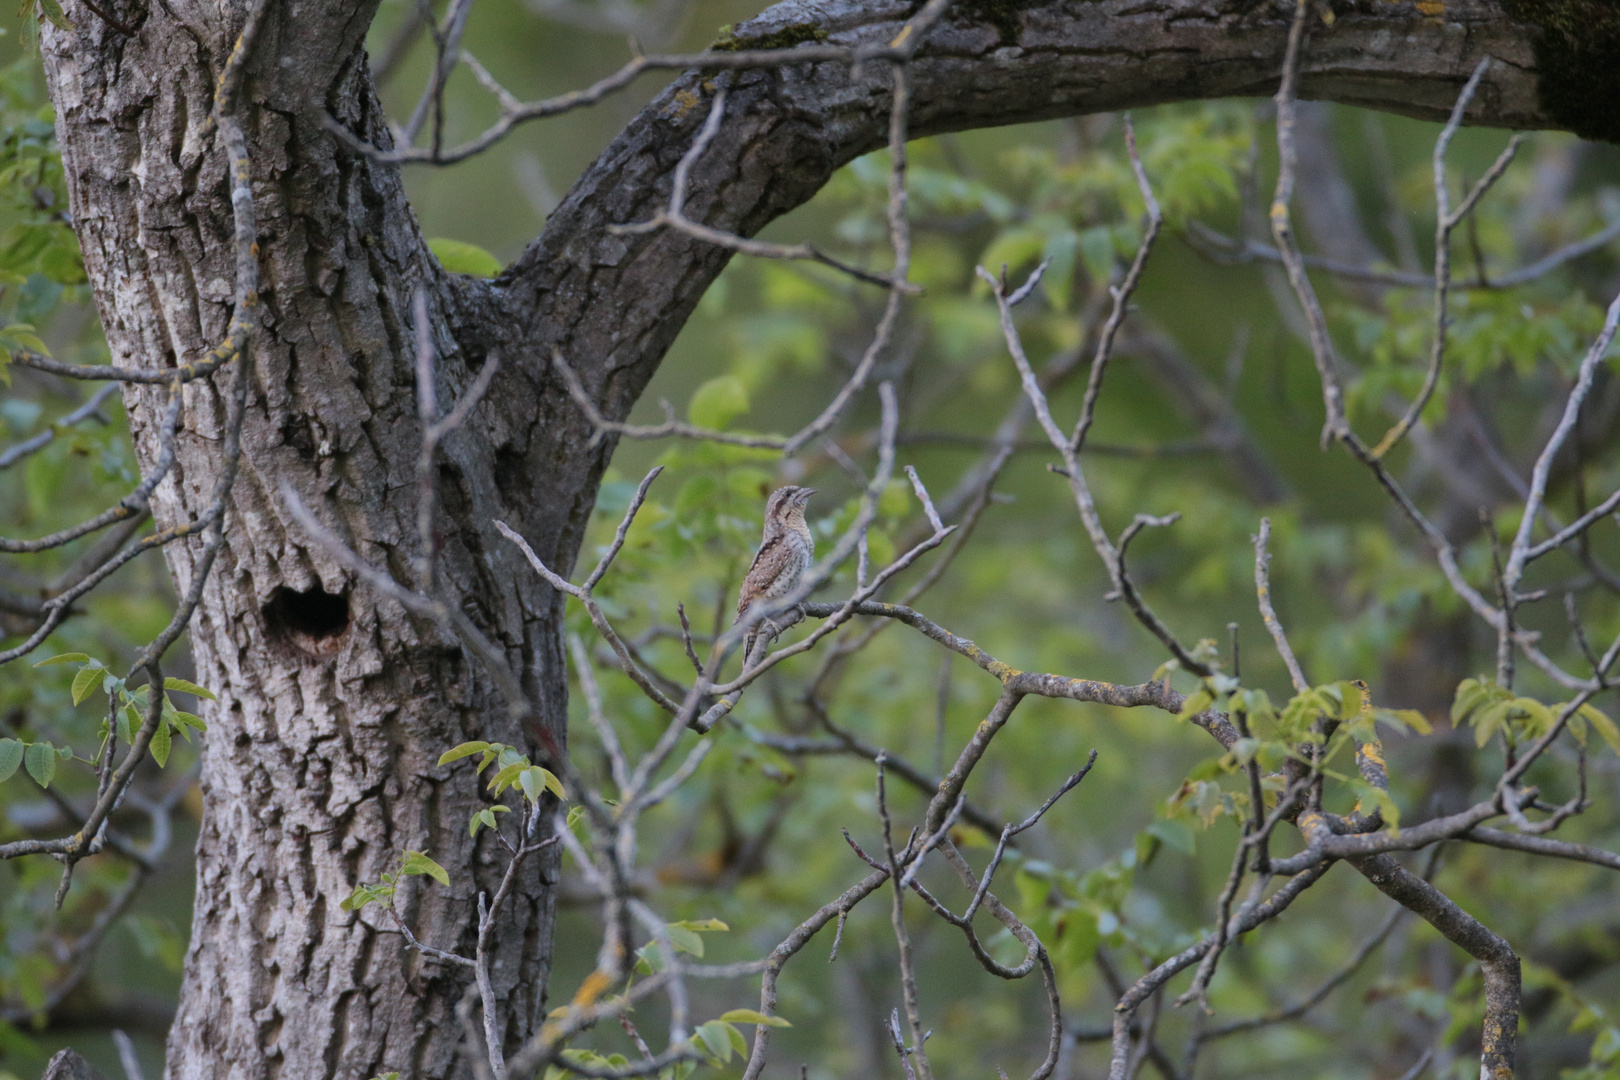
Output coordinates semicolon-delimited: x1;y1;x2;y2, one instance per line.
399;0;476;149
1185;215;1620;291
1107;861;1335;1080
1344;853;1519;1080
1253;518;1308;694
0;385;119;470
568;634;630;795
1071;114;1161;455
611;89;915;293
960;754;1096;923
1526;485;1620;562
1373;59;1520;459
981;247;1211;679
1174;826;1249;1011
1269;0;1346;449
552;351;787;450
1461;826;1620;870
326;0;958;167
496;467;682;716
1503;289;1620;600
0;381;181;554
877;755;933;1080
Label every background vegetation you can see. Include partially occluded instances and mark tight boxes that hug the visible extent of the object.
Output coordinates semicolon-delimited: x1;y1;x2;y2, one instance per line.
2;1;1619;1078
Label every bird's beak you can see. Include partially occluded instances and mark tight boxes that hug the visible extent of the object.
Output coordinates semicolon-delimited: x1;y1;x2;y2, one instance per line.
798;488;817;501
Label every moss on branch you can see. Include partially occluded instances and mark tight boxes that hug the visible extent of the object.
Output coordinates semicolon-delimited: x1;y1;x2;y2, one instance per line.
1501;0;1620;143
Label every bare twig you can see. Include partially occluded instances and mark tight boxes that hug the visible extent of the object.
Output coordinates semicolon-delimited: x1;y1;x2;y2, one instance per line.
982;239;1210;678
877;755;933;1080
1253;518;1308;694
327;0;957;167
1185;215;1620;291
1269;0;1346;449
1372;59;1522;459
0;385;119;471
612;90;914;294
1071;115;1161;456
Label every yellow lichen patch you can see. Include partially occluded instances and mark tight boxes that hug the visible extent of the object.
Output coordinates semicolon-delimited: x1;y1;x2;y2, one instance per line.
1415;0;1444;14
1358;741;1386;769
571;969;614;1008
985;659;1018;682
669;89;702;121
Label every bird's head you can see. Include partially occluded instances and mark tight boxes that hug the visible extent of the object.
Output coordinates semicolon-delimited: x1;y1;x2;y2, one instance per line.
765;485;816;526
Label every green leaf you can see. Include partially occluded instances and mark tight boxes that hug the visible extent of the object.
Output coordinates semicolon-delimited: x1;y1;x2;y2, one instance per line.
688;375;750;430
163;677;217;701
1077;224;1117;284
519;766;543;802
1145;819;1196;856
427;238;502;278
725;466;774;502
695;1020;735;1063
34;0;73;30
339;883;392;913
0;737;22;782
1177;688;1213;722
34;652;90;667
401;851;450;886
1346;774;1402;826
980;225;1050;286
634;941;663;975
488;760;525;795
1056;908;1102;970
150;716;172;768
1451;677;1509;726
70;662;105;706
24;740;56;788
438;741;493;766
718;1009;790;1027
1226;736;1260;767
520;766;565;801
173;711;207;734
1578;703;1620;755
666;924;705;957
469;806;507;837
1473;701;1511;748
1374;708;1433;736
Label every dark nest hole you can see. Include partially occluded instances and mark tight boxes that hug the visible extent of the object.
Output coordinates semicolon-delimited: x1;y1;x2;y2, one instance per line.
263;584;350;658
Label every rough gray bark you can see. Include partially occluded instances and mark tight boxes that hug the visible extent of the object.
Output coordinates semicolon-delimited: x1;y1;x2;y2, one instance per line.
36;0;1557;1077
44;5;570;1077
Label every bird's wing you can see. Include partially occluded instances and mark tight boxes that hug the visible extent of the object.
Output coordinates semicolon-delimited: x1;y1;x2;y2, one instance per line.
735;534;789;620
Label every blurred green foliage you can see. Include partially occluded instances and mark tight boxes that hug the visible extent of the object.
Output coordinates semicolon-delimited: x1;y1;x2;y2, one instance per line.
543;99;1620;1080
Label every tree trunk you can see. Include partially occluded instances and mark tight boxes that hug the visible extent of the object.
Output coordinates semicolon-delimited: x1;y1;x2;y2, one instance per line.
42;4;577;1076
37;0;1561;1077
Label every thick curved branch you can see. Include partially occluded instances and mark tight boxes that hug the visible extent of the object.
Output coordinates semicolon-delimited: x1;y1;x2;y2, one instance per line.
492;0;1543;446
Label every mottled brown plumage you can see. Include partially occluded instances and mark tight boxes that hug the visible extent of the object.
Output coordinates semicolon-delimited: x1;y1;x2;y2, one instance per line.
735;485;816;663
